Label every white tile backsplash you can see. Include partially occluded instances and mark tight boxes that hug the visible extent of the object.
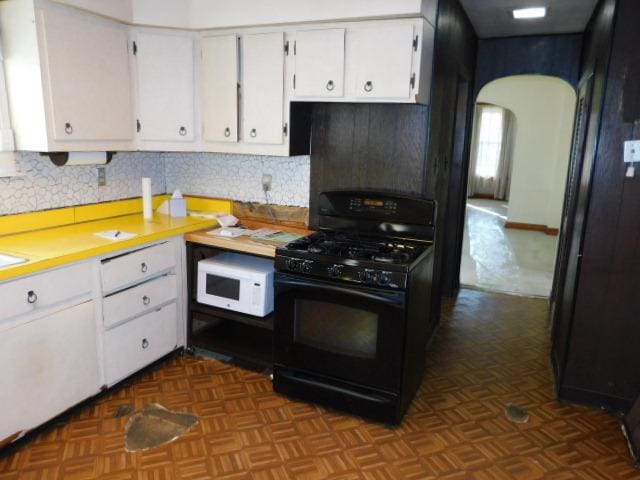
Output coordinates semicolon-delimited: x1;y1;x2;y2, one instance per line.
0;151;310;216
164;152;310;207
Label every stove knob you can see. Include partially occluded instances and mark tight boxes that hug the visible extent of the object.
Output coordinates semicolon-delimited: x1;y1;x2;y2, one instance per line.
286;258;298;271
329;264;343;277
363;270;373;283
302;261;313;273
379;272;391;285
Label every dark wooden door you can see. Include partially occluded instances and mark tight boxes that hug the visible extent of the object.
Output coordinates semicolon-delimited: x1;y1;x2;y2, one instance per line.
550;71;596;383
441;76;473;296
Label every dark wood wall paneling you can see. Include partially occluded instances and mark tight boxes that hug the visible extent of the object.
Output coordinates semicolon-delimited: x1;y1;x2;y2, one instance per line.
424;0;477;307
553;0;640;412
474;34;583;94
308;103;429;227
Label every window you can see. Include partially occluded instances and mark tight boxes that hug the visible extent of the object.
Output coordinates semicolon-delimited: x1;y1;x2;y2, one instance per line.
474;106;504;179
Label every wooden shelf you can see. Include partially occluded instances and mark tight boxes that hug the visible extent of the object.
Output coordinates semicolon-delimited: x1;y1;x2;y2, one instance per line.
190;301;274;330
191;320;273;367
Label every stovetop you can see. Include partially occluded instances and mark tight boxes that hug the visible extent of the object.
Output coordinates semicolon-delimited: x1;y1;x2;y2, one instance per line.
275;230;433;289
282;231;428;266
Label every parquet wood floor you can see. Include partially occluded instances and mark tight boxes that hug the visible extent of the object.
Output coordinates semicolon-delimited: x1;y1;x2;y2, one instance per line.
2;289;639;479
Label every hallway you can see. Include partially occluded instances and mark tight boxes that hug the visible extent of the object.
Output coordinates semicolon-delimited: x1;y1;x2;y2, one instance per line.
461;198;558;297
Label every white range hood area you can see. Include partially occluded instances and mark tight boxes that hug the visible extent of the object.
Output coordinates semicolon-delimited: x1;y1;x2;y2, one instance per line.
53;0;437;29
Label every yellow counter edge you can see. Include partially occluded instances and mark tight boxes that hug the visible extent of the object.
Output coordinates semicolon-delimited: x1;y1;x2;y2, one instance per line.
0;220;217;282
0;196;232;282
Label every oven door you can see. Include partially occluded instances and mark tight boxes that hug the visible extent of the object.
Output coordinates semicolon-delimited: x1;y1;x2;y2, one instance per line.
274;273;406;392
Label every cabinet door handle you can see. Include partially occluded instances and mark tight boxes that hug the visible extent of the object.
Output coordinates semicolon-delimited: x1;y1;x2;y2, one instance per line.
141;262;148;273
364;81;373;92
27;290;38;304
250;128;257;138
141;338;149;349
64;122;73;135
142;295;151;306
179;126;187;136
326;80;334;91
224;127;231;137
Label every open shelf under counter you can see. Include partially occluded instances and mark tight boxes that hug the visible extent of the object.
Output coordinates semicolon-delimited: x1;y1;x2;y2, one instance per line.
190;301;274;331
190;319;273;367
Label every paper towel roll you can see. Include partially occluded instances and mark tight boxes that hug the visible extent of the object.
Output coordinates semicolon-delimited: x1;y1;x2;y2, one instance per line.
64;152;109;165
142;177;153;220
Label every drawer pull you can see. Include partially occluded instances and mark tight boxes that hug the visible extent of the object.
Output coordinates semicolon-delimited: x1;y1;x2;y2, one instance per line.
64;122;73;135
142;295;151;306
179;126;187;136
224;127;231;137
141;262;148;273
27;290;38;304
250;128;257;138
364;81;373;92
326;80;335;91
142;338;149;349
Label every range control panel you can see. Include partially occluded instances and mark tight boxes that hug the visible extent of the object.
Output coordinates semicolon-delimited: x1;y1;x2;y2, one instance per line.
275;256;407;290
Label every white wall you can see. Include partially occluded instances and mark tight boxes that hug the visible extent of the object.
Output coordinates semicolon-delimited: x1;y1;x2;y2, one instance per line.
53;0;434;29
476;75;576;229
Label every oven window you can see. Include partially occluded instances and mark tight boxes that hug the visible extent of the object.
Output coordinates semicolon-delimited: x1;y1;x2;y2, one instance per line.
206;274;240;300
294;300;378;359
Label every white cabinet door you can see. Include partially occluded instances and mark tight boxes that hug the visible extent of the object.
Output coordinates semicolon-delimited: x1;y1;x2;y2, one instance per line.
350;24;416;100
294;28;345;98
135;32;195;142
201;34;238;143
0;301;99;441
103;302;177;386
39;6;133;142
241;32;284;145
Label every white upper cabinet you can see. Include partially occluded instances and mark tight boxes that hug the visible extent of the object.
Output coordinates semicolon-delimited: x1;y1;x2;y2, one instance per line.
134;31;195;143
0;0;134;151
201;34;239;143
293;28;345;98
241;32;285;145
40;6;133;142
350;23;416;101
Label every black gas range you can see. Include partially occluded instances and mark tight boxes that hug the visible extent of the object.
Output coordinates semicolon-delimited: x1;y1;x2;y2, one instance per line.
275;231;431;290
273;191;437;425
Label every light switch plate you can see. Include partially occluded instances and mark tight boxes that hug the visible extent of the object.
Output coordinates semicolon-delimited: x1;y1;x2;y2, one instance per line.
624;140;640;163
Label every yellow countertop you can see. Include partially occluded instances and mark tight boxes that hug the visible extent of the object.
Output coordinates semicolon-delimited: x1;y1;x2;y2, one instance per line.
0;213;218;282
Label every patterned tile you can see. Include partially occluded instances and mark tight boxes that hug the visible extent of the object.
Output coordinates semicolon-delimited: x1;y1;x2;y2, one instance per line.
164;152;310;207
0;151;310;216
1;290;639;479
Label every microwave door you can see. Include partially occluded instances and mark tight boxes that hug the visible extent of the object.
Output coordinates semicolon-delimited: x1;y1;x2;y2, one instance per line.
274;274;406;392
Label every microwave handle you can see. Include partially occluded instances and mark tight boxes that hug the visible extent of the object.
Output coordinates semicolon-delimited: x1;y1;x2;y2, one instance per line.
276;275;405;307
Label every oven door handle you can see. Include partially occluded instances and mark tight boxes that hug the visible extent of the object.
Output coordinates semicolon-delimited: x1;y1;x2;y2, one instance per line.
277;275;405;307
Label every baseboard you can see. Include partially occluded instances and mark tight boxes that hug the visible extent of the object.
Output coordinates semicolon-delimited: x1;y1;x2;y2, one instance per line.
558;384;632;413
505;221;559;236
468;193;496;199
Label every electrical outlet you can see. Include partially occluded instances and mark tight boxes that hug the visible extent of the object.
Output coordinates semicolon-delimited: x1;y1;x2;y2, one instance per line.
624;140;640;163
97;167;106;186
262;173;272;192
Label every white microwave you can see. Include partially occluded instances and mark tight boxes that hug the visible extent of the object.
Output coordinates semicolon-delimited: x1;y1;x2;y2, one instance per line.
197;253;274;317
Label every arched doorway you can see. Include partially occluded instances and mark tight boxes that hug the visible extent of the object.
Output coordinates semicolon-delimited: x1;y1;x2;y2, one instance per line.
460;75;577;297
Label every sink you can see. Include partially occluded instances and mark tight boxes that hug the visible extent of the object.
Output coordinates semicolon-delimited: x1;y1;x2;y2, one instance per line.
0;253;27;268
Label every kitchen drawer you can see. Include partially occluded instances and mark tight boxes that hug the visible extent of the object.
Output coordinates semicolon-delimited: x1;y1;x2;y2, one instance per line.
101;242;176;293
0;262;92;321
103;302;178;386
103;274;177;329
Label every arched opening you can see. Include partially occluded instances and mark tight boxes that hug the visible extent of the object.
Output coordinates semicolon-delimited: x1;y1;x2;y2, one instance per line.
460;75;577;297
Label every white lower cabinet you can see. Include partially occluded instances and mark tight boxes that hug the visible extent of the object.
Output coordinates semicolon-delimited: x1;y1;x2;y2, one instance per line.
103;302;178;386
0;301;99;442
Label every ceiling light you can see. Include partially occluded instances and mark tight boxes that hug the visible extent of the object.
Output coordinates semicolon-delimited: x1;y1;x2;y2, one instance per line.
513;7;547;19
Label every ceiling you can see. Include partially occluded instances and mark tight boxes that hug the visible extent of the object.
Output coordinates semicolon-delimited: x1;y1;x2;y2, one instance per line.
458;0;599;39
